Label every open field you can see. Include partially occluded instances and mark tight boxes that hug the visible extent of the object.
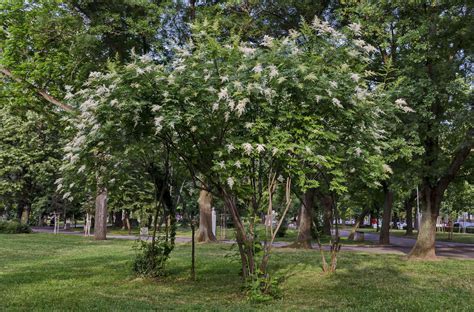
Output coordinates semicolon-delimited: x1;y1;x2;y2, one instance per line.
1;233;473;311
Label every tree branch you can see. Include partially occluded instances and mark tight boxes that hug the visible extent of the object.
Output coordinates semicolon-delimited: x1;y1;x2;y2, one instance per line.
0;66;74;112
437;128;473;194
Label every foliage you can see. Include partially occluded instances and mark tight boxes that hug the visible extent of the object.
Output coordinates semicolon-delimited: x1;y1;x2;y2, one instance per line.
132;238;174;278
0;220;31;234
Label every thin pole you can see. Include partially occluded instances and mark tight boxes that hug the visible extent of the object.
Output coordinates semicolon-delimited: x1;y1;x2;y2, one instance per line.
416;186;420;232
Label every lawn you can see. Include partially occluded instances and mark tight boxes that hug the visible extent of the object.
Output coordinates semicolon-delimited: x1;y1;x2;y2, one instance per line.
0;234;473;311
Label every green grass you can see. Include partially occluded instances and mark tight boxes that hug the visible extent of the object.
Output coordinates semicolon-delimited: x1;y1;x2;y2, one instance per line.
358;228;474;244
1;234;472;311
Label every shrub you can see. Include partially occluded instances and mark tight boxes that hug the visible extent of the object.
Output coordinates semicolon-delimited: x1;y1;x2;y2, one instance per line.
132;238;174;277
0;221;32;234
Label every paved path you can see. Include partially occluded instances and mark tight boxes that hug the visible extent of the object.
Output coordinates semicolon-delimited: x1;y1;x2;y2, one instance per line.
32;227;474;259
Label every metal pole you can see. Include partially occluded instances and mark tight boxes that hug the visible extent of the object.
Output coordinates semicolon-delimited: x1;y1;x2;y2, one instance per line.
416;186;420;232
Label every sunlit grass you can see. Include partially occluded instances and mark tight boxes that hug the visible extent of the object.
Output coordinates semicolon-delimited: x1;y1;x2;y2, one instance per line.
1;233;472;311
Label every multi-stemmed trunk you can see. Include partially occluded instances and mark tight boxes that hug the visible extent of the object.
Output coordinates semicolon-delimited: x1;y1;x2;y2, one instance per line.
221;190;254;280
295;189;315;248
379;184;393;245
197;189;216;242
94;187;108;240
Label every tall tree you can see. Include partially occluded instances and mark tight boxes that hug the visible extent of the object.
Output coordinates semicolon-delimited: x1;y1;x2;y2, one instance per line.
341;2;473;258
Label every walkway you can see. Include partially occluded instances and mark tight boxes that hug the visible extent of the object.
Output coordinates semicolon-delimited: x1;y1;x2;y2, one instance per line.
31;227;474;259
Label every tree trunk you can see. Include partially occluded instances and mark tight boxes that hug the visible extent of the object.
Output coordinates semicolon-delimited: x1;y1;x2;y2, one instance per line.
348;206;371;240
113;210;123;228
94;188;108;240
20;204;31;225
379;185;393;245
197;189;216;242
221;191;253;280
321;194;333;236
409;187;440;259
405;198;414;235
295;188;315;248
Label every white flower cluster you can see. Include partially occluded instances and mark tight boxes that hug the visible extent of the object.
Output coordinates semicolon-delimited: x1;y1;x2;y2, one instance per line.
395;98;415;113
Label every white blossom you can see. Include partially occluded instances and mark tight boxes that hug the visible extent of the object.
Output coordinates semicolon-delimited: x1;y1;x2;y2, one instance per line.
191;126;197;132
218;161;225;169
239;45;256;56
212;102;219;112
244;122;253;129
355;147;362;157
218;88;228;100
227;177;235;189
348;22;362;35
234;160;242;168
350;73;360;82
220;75;229;83
363;44;377;53
226;143;235;152
329;81;338;89
242;143;253;155
268;65;279;79
236;98;249;116
252;64;263;74
261;35;274;48
256;144;266;153
78;165;86;173
332;98;343;108
316;95;321;103
272;147;279;156
154;116;164;132
395;98;415;113
383;164;393;174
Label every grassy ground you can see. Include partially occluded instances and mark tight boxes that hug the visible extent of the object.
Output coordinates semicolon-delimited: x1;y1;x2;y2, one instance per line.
358;228;474;244
1;234;473;311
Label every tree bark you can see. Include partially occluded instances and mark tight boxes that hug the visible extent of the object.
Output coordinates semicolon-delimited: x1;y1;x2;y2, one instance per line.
348;206;371;240
321;194;333;236
94;188;108;240
197;189;216;242
379;184;393;245
409;186;439;259
295;188;315;248
405;195;415;235
221;190;253;280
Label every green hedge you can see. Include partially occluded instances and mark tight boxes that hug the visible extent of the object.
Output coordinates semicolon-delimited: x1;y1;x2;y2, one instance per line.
0;221;32;234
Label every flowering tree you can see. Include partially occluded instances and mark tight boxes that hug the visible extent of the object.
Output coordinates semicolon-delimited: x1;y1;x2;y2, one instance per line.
60;17;409;290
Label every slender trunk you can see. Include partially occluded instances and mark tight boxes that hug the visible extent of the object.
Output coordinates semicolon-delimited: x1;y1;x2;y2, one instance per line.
321;194;333;236
348;206;371;240
113;211;123;228
197;189;216;242
379;185;393;245
222;191;252;279
94;188;108;240
295;188;315;248
409;187;440;259
191;220;196;280
405;198;414;235
20;204;30;225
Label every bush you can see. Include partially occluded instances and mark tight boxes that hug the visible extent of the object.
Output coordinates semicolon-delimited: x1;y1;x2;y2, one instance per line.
132;238;174;277
0;221;32;234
